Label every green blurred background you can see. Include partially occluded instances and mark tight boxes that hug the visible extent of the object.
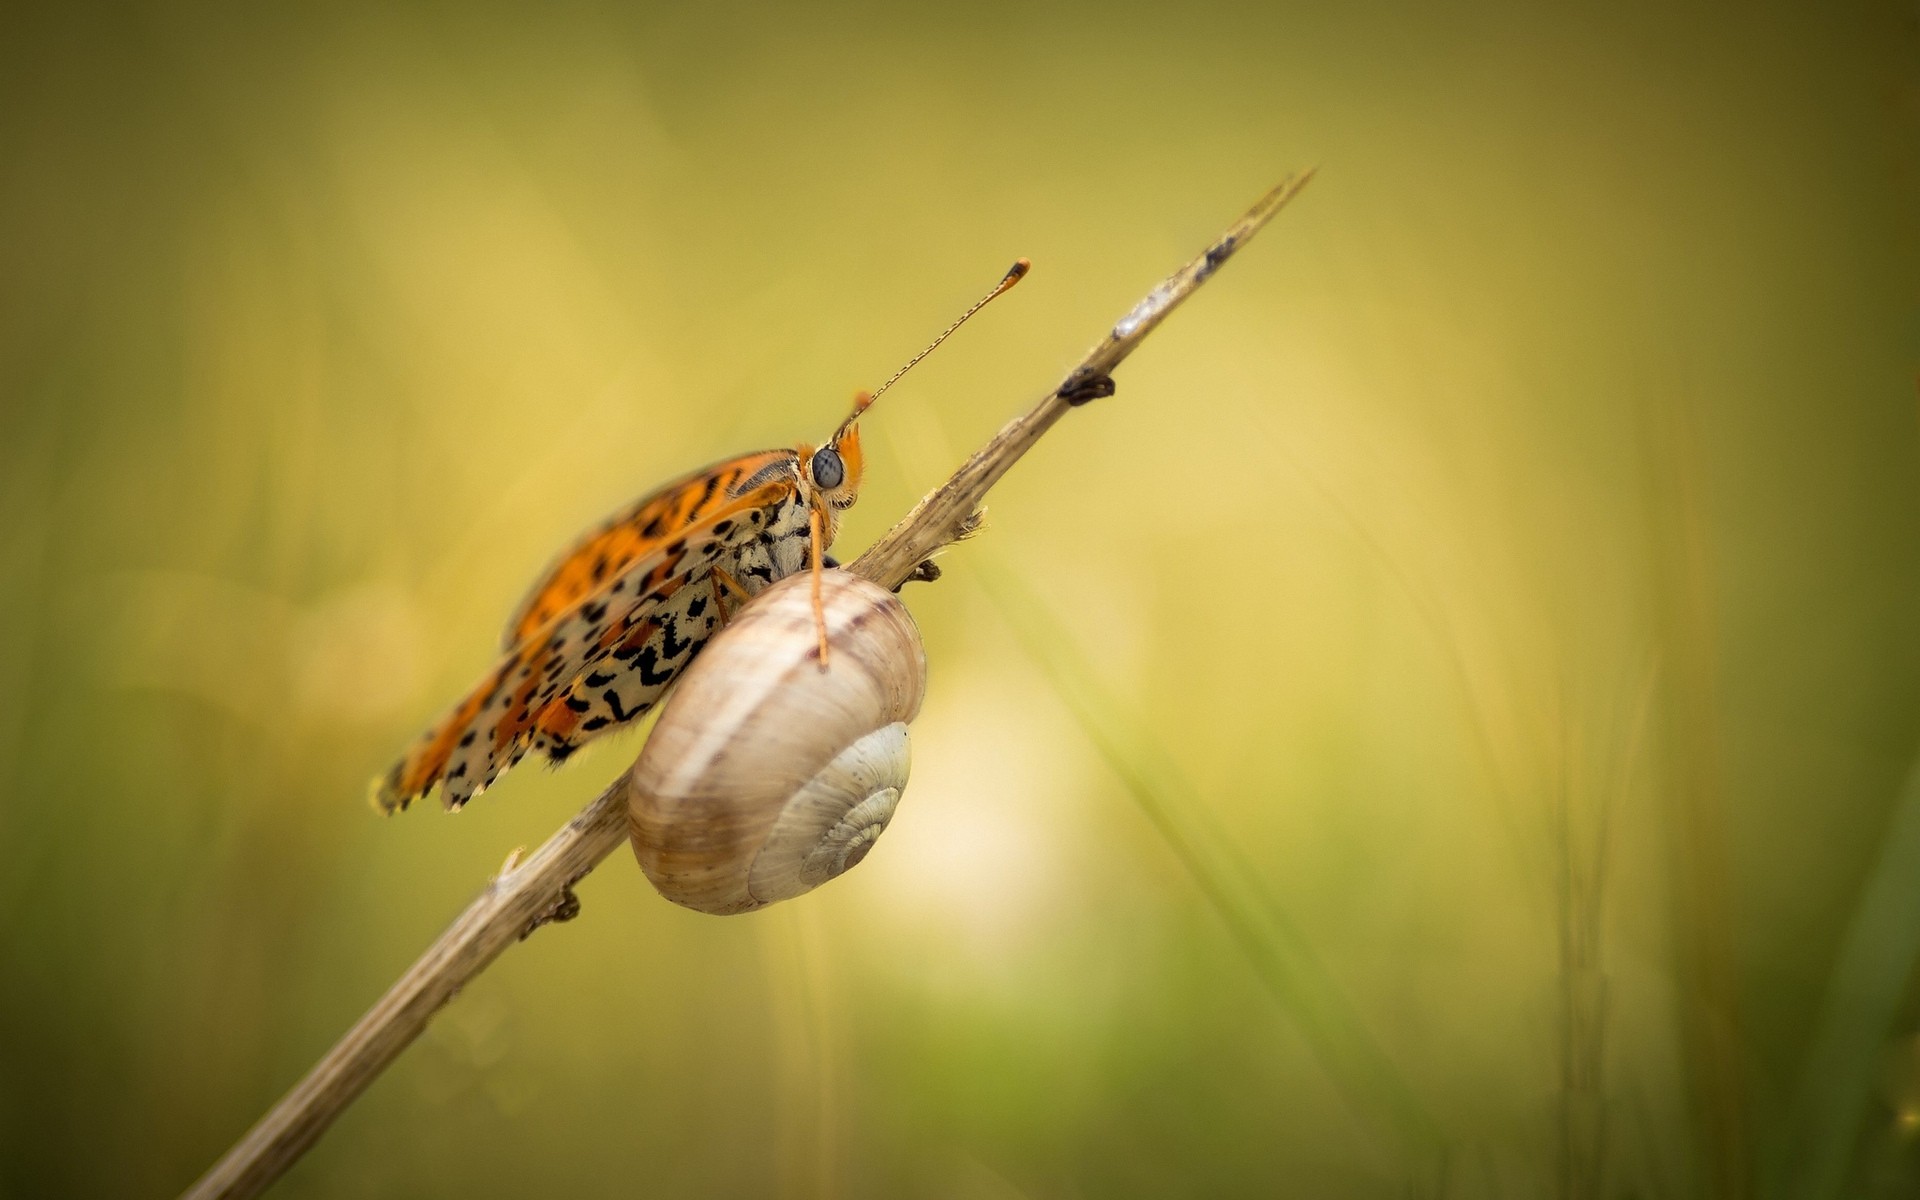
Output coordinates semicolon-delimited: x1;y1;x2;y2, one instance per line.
2;1;1916;1196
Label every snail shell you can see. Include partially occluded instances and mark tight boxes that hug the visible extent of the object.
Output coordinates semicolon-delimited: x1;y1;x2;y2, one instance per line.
627;569;926;915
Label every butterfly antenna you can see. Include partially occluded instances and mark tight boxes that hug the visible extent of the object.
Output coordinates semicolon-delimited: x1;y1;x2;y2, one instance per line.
836;258;1030;436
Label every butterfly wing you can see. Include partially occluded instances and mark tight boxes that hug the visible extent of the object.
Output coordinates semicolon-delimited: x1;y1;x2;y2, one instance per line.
376;451;801;812
502;453;792;651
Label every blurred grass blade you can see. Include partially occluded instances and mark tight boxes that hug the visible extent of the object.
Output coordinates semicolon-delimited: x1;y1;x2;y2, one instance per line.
1643;400;1752;1197
971;554;1444;1164
1782;749;1920;1200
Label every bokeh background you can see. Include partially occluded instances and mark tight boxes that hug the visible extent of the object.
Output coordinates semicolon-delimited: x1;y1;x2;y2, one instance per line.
2;1;1917;1196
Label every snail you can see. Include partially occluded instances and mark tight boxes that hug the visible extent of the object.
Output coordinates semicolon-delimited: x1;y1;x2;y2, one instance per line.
627;568;926;915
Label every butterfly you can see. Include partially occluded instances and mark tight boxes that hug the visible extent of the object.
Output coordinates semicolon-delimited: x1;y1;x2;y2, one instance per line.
373;259;1028;812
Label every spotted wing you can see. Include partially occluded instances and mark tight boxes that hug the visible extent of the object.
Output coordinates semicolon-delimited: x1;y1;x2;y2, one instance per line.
376;460;799;812
525;471;818;763
501;450;799;651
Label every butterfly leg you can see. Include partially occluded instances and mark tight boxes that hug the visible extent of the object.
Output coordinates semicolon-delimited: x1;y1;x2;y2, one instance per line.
708;567;752;624
809;506;830;667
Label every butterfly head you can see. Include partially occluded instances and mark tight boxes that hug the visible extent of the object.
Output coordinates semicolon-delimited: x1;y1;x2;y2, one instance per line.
799;259;1027;522
804;392;869;512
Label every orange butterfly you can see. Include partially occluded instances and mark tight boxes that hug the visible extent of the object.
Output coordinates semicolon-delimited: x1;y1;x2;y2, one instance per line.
374;259;1028;812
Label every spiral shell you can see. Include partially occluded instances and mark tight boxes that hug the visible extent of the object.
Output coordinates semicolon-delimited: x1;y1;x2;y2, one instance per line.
627;569;926;915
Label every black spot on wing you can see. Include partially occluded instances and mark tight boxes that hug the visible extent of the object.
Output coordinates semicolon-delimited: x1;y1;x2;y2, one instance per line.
632;644;675;688
603;691;649;724
659;614;694;659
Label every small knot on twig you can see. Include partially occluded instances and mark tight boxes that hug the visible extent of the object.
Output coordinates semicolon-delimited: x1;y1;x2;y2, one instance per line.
954;508;987;541
894;559;943;591
1057;370;1117;406
521;886;581;940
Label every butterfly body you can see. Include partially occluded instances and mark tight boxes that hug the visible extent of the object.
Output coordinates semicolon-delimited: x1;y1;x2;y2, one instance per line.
377;440;856;813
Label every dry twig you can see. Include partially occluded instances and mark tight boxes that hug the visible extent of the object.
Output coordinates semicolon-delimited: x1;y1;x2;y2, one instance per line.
182;170;1314;1200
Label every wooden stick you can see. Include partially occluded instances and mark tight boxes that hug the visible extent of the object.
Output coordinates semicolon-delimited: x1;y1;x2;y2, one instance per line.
181;170;1314;1200
182;782;627;1200
849;170;1315;585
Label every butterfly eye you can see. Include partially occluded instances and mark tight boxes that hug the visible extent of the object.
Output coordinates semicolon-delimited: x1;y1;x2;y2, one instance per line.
810;447;845;490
